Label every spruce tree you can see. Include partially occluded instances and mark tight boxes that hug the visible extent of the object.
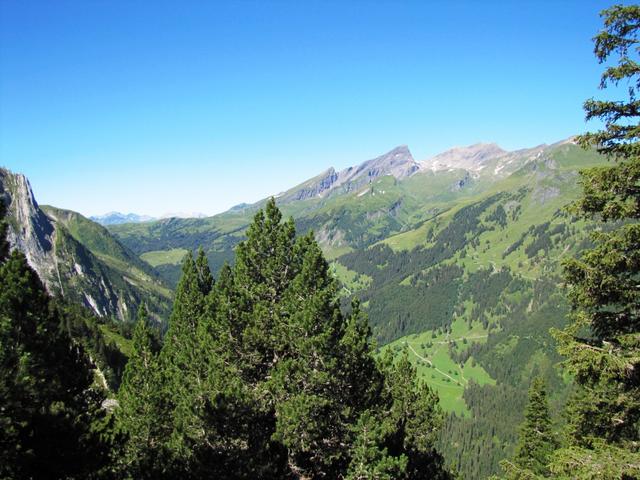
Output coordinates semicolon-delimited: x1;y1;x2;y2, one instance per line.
549;4;640;478
158;250;213;474
116;303;164;478
497;377;556;479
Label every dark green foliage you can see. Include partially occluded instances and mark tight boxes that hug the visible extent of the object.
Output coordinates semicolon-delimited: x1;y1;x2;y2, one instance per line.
117;198;451;479
439;382;525;480
0;220;109;477
116;304;166;478
439;276;570;479
159;249;213;473
524;222;552;258
499;377;557;478
368;265;464;342
487;204;508;228
548;5;640;477
58;301;129;390
339;193;509;342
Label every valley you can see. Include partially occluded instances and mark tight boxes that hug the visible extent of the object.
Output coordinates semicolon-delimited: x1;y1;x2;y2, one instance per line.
2;137;608;478
3;3;638;479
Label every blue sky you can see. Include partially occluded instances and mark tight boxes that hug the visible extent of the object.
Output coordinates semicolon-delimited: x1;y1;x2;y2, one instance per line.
0;0;624;217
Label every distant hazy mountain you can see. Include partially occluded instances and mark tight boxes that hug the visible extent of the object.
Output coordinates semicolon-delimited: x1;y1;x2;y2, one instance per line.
91;211;156;225
159;211;208;219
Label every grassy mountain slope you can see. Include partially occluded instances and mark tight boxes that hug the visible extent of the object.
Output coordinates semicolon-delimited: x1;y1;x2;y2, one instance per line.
42;206;173;323
332;143;603;477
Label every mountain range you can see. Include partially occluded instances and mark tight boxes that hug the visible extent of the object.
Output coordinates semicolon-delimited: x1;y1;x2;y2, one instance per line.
1;137;606;479
90;212;156;225
90;211;209;226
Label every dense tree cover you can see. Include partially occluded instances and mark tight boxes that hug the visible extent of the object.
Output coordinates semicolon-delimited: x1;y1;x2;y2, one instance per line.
439;382;525;480
492;6;640;479
439;276;570;480
547;4;640;478
57;301;130;390
338;192;519;342
496;377;557;479
116;199;452;479
0;199;111;479
115;303;166;477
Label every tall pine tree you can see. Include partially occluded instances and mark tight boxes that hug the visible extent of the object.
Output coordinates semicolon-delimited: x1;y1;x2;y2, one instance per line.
159;249;213;475
117;198;451;479
549;4;640;478
116;303;164;478
210;198;450;479
496;377;557;479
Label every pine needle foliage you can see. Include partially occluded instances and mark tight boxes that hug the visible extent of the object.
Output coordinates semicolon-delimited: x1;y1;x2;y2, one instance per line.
117;198;452;479
548;4;640;478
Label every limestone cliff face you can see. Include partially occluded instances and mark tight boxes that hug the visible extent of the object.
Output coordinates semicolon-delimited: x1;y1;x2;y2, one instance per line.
0;168;171;323
0;169;62;294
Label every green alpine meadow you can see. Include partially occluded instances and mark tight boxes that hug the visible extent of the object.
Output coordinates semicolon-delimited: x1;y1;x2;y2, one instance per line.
1;2;639;479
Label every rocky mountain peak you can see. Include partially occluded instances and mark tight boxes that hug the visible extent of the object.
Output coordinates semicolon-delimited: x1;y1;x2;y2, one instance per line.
421;143;507;172
347;145;417;181
281;146;419;202
0;168;57;287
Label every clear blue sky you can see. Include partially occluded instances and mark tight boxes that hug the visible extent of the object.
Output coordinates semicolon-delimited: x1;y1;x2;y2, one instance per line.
0;0;625;217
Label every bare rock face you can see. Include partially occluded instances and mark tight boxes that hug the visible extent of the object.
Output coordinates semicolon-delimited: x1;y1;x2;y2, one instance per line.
335;145;418;191
421;143;507;172
0;169;62;294
286;168;340;201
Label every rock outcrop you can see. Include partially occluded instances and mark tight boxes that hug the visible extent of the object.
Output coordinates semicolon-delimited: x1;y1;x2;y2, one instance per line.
0;168;171;323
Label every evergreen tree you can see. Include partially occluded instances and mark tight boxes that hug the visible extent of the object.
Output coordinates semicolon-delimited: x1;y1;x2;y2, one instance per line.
0;203;108;478
120;198;451;479
549;4;640;478
195;247;214;297
116;303;164;478
497;377;556;479
220;199;450;478
158;250;212;474
345;411;408;480
515;378;556;474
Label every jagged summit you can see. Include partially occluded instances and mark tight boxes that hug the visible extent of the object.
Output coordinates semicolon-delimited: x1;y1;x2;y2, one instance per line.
420;143;507;172
345;145;417;181
281;145;419;202
0;168;55;283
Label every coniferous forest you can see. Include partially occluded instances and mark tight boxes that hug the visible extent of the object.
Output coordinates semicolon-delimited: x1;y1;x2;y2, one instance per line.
1;3;640;480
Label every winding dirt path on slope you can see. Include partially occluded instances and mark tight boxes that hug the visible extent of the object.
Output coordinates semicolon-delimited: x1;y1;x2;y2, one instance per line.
405;343;461;385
